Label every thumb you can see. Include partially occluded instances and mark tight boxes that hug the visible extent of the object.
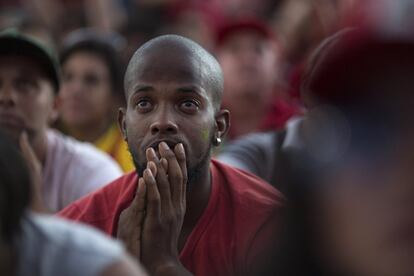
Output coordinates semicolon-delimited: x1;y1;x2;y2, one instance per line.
19;132;41;172
19;132;45;212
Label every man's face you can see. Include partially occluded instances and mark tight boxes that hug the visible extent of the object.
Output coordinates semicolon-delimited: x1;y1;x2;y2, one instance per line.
0;55;55;142
217;31;277;101
60;52;113;129
119;50;218;179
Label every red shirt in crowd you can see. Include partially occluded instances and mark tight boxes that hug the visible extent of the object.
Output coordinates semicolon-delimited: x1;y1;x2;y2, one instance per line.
59;159;283;276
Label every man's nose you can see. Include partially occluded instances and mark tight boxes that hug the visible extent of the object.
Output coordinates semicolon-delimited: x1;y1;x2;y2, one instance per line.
62;78;84;97
0;84;16;107
150;108;178;135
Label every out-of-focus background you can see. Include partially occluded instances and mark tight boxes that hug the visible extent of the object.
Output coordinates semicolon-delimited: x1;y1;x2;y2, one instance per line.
0;0;363;141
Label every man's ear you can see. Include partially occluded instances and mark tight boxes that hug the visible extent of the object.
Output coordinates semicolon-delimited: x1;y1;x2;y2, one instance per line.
214;109;230;142
118;107;127;141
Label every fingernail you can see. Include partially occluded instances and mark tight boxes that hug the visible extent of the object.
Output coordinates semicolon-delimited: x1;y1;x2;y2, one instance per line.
144;168;154;180
146;147;156;157
159;141;169;151
148;161;157;175
138;177;145;188
178;143;184;153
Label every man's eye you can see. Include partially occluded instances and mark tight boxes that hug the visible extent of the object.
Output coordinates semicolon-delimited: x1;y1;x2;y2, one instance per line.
180;100;199;113
136;99;153;112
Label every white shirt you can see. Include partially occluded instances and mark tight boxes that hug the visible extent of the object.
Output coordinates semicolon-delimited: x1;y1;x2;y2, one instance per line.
42;129;122;212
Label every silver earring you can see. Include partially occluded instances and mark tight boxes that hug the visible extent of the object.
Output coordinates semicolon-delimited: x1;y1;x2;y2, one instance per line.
215;137;222;145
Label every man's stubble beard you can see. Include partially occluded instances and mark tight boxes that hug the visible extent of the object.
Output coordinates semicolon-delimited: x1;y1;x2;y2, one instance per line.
129;139;213;191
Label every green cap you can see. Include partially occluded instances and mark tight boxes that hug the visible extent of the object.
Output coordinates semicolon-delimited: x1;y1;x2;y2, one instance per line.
0;29;60;92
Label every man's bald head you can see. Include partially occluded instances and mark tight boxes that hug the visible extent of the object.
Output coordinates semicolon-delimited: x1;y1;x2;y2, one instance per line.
124;35;224;111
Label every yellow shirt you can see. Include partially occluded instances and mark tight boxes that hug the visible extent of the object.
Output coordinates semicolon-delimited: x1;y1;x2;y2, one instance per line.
94;124;134;172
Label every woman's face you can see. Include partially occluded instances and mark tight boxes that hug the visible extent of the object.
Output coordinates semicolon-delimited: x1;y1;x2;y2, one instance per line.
59;51;114;129
313;129;414;276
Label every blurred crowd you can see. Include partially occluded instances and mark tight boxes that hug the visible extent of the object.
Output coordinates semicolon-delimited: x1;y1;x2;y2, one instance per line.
1;0;414;275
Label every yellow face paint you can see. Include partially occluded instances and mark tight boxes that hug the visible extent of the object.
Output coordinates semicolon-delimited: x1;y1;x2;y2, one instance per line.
201;129;210;142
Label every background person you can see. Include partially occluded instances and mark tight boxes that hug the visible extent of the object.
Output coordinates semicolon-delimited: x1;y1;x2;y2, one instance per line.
58;29;134;172
0;31;122;212
0;130;146;276
264;27;414;276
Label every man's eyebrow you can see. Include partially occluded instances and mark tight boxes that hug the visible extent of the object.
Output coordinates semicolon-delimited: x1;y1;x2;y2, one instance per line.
176;86;206;97
131;85;154;94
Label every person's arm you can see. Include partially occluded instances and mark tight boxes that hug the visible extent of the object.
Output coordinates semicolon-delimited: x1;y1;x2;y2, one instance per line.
217;132;277;182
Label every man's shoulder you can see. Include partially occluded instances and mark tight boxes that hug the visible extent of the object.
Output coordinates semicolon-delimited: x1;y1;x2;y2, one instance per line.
212;159;284;206
212;160;284;219
58;171;138;232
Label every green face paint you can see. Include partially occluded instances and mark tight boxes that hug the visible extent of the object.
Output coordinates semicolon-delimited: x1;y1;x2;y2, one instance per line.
201;129;210;142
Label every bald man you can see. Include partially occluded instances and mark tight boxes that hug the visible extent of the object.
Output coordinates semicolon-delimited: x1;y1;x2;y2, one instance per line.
59;35;282;276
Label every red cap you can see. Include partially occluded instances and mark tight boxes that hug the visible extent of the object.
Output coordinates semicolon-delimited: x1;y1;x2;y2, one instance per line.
302;28;414;104
214;18;275;47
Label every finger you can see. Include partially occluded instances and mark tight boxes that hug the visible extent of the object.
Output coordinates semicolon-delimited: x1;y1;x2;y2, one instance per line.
19;132;44;212
135;178;147;219
159;142;184;207
19;132;41;172
161;158;168;172
146;148;171;209
146;147;160;167
129;177;147;210
147;161;157;178
174;143;187;200
143;167;161;217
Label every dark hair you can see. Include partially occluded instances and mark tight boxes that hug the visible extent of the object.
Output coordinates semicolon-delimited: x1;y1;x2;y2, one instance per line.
60;29;125;100
0;132;31;244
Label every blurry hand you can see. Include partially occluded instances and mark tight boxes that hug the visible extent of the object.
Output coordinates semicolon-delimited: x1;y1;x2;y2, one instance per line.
19;132;45;212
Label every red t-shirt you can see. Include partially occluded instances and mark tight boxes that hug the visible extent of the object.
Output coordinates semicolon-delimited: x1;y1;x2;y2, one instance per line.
59;159;283;276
